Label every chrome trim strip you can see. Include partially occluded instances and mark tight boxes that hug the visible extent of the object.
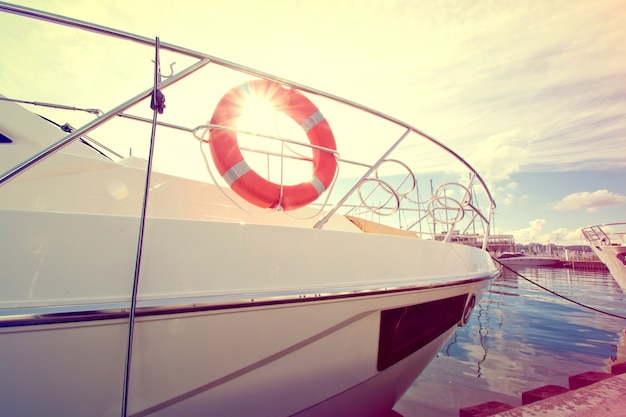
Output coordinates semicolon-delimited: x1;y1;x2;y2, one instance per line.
0;272;499;328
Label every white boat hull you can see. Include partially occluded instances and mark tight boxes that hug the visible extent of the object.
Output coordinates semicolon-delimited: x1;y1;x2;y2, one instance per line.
582;223;626;290
1;279;489;417
498;257;561;268
589;245;626;289
1;210;496;417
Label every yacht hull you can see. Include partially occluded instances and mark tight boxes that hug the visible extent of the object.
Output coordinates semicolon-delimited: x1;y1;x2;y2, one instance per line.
498;257;561;268
1;277;491;417
589;245;626;289
582;224;626;290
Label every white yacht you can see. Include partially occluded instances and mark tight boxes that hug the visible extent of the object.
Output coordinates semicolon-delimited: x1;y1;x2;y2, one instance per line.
582;223;626;289
0;3;499;416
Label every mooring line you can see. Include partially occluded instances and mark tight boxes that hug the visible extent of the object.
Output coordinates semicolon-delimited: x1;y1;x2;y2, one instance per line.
491;257;626;321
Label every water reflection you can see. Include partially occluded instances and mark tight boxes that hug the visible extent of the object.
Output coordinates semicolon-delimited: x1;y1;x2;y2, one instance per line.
474;303;490;378
393;267;626;417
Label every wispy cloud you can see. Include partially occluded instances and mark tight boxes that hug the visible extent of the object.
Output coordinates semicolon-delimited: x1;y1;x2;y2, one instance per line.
494;181;518;206
508;218;548;244
467;129;529;181
549;189;626;212
507;219;581;245
401;0;626;174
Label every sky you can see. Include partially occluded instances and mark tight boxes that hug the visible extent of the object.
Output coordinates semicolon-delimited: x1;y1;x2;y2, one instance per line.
1;0;625;245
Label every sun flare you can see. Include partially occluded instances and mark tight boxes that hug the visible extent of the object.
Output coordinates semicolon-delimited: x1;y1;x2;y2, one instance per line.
238;94;279;134
235;90;314;185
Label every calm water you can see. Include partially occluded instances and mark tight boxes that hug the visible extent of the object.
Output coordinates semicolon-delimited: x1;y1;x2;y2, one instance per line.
393;267;626;417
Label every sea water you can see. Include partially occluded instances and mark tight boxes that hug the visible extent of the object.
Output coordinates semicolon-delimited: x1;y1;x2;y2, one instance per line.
393;267;626;417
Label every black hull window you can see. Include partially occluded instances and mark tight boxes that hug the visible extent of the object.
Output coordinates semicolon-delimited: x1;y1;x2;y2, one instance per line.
377;294;468;371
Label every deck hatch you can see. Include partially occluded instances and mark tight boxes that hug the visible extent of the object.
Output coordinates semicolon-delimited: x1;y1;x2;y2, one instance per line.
377;293;468;371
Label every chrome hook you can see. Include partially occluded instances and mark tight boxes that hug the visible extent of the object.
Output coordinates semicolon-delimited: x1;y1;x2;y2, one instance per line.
151;60;176;78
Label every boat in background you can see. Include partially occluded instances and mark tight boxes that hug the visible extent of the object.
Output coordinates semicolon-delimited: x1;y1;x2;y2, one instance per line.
0;3;499;417
496;252;562;268
486;234;562;269
582;223;626;289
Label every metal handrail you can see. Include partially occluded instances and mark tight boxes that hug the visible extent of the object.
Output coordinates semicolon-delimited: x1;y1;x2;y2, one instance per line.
0;58;211;185
0;1;496;250
582;223;626;246
0;1;495;211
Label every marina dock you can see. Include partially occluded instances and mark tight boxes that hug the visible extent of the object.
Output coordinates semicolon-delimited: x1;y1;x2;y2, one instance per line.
568;260;610;272
460;362;626;416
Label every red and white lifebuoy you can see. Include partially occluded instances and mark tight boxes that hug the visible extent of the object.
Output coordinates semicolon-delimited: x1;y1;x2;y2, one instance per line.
209;80;337;210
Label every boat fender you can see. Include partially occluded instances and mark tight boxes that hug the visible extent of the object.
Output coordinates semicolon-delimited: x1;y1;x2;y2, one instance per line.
209;79;337;210
460;293;476;326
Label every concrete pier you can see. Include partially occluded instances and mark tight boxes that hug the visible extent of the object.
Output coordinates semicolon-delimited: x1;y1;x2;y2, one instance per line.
568;260;609;272
494;373;626;417
460;363;626;417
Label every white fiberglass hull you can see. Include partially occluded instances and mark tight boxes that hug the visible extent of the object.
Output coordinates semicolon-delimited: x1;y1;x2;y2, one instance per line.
589;245;626;289
1;288;481;417
1;210;497;417
498;256;561;268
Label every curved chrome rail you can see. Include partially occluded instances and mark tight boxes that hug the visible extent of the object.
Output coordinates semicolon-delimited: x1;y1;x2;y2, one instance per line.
0;1;496;251
582;223;626;247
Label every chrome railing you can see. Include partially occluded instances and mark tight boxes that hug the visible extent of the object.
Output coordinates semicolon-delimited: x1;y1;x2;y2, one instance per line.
0;1;496;251
582;223;626;247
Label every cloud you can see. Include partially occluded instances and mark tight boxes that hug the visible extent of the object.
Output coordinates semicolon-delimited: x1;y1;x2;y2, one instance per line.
467;129;530;181
501;194;514;205
414;0;626;174
493;181;518;205
546;227;582;246
549;189;626;212
502;219;584;245
507;220;580;245
507;218;547;244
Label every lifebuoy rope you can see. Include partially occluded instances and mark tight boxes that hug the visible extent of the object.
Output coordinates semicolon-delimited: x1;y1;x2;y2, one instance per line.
194;125;340;220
